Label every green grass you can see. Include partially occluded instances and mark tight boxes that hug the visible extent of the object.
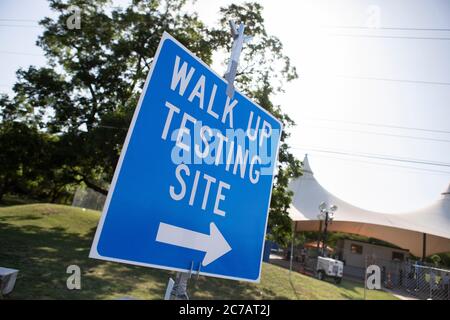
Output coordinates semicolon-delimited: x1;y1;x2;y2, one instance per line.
0;204;397;300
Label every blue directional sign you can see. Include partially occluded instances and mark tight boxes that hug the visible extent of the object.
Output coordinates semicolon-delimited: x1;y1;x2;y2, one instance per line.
90;32;282;282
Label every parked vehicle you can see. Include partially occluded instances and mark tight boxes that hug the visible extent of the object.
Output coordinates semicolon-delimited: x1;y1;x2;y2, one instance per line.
316;256;344;284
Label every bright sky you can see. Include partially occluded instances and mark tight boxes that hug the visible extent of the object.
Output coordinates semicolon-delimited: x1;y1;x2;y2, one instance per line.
1;0;449;213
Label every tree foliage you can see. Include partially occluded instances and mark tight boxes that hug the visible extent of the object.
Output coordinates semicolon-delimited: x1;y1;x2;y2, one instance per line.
0;0;302;244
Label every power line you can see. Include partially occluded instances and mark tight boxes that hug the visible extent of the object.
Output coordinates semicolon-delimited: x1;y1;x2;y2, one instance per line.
0;18;39;22
300;124;450;143
96;125;128;130
1;50;446;86
302;118;450;135
0;50;43;57
0;24;42;29
329;33;450;40
290;145;450;168
3;21;450;32
302;151;450;176
335;74;450;86
323;25;450;32
301;74;450;86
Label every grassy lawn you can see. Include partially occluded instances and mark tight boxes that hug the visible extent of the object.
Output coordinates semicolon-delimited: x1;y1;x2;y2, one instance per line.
0;204;397;300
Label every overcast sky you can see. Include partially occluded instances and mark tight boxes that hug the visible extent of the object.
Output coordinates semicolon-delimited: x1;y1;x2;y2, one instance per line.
1;0;449;213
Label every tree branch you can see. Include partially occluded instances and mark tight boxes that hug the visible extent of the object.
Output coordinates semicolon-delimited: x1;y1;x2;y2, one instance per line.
72;171;108;196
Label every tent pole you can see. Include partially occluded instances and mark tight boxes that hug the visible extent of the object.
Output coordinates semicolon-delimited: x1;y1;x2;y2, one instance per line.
289;222;295;275
422;233;427;261
316;220;323;253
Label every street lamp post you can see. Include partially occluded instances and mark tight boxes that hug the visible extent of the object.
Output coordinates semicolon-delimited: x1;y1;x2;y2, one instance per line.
317;202;338;257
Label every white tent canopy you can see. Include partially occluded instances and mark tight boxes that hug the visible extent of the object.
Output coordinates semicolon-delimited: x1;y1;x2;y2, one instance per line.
288;155;450;257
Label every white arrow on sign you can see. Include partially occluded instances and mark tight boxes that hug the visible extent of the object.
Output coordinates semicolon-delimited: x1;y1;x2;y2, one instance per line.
155;222;232;266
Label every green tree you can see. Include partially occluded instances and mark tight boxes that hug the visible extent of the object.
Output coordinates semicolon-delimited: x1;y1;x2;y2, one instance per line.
0;120;46;201
5;0;301;243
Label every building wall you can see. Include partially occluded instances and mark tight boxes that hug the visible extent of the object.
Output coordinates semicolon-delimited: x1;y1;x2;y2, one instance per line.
337;239;409;269
334;239;409;280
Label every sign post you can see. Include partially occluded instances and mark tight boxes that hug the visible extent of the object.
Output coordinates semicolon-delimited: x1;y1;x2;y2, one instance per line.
89;27;282;299
224;21;252;99
170;272;190;300
168;23;251;298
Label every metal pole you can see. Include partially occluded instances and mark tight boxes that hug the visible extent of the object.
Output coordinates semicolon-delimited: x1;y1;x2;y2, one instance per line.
364;255;368;300
316;220;323;254
170;272;190;300
422;233;427;261
290;222;294;275
164;278;175;300
322;211;329;257
430;268;432;300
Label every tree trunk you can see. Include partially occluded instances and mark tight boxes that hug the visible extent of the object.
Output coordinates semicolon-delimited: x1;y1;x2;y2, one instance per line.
81;177;108;196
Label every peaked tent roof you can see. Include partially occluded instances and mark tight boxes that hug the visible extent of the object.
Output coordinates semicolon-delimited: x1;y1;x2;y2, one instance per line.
288;155;450;257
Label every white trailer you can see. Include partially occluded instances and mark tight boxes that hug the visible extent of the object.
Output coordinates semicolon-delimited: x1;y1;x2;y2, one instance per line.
316;256;344;284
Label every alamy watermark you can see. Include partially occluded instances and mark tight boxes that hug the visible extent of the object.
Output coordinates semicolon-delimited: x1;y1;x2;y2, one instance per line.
66;5;81;30
366;265;381;290
66;265;81;290
365;5;381;29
